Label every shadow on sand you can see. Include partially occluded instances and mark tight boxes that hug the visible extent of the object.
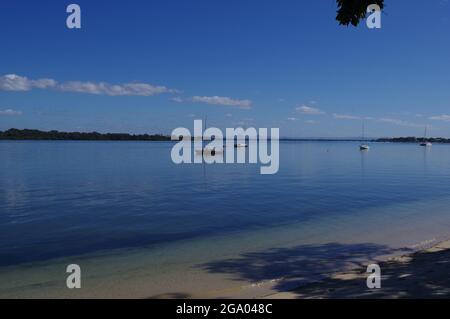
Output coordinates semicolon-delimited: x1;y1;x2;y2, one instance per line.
196;242;445;298
148;292;192;299
290;244;450;299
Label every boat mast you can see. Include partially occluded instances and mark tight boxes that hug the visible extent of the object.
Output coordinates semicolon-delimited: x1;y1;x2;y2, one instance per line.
203;115;207;141
362;122;365;141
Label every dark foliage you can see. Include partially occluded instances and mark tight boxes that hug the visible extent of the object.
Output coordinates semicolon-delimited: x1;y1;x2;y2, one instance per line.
377;137;450;143
0;128;171;141
336;0;384;26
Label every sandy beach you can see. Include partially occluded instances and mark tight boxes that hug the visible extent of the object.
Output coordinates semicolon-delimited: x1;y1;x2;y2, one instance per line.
266;240;450;299
1;238;449;299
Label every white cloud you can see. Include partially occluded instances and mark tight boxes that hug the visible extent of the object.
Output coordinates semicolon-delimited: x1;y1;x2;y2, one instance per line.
32;78;57;89
287;117;297;121
0;74;58;91
429;114;450;122
0;74;176;97
2;74;252;109
191;96;252;109
378;118;423;128
333;113;374;121
0;74;34;91
58;81;176;96
333;113;362;120
171;97;184;103
0;109;22;116
333;113;421;127
295;105;324;115
332;113;425;128
378;118;403;125
172;95;252;109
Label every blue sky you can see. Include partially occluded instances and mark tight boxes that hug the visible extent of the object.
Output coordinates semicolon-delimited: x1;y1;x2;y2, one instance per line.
0;0;449;137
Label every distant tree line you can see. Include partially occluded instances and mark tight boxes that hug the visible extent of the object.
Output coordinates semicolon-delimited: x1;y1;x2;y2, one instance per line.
0;128;172;141
376;137;450;143
2;129;450;143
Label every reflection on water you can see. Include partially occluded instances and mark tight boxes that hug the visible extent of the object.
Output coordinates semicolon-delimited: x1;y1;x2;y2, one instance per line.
2;141;450;266
1;141;450;297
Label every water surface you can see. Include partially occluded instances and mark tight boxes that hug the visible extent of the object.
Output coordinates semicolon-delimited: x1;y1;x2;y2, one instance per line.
1;141;450;298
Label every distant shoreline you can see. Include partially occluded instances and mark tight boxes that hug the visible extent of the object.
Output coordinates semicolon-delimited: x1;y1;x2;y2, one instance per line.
1;128;449;143
0;128;171;141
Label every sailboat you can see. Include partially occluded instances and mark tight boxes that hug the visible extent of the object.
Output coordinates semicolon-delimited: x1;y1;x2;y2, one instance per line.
195;116;223;156
359;123;370;151
420;126;432;147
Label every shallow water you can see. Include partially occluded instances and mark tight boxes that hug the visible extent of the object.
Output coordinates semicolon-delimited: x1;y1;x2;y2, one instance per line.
1;141;450;298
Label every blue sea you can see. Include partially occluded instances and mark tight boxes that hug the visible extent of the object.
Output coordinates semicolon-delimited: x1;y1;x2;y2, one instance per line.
1;140;450;298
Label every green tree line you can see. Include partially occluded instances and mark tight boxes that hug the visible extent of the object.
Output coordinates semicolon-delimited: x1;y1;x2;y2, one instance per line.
0;128;172;141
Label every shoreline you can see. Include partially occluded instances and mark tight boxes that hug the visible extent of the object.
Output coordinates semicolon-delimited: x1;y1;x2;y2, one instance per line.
265;239;450;299
1;237;449;299
1;201;450;299
0;139;447;143
1;128;449;144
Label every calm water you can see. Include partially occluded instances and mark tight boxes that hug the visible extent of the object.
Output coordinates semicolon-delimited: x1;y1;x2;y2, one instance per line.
1;141;450;297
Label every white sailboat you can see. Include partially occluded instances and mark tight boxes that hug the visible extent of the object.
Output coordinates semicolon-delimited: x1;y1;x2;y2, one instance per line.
420;126;432;147
195;116;223;156
359;123;370;151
